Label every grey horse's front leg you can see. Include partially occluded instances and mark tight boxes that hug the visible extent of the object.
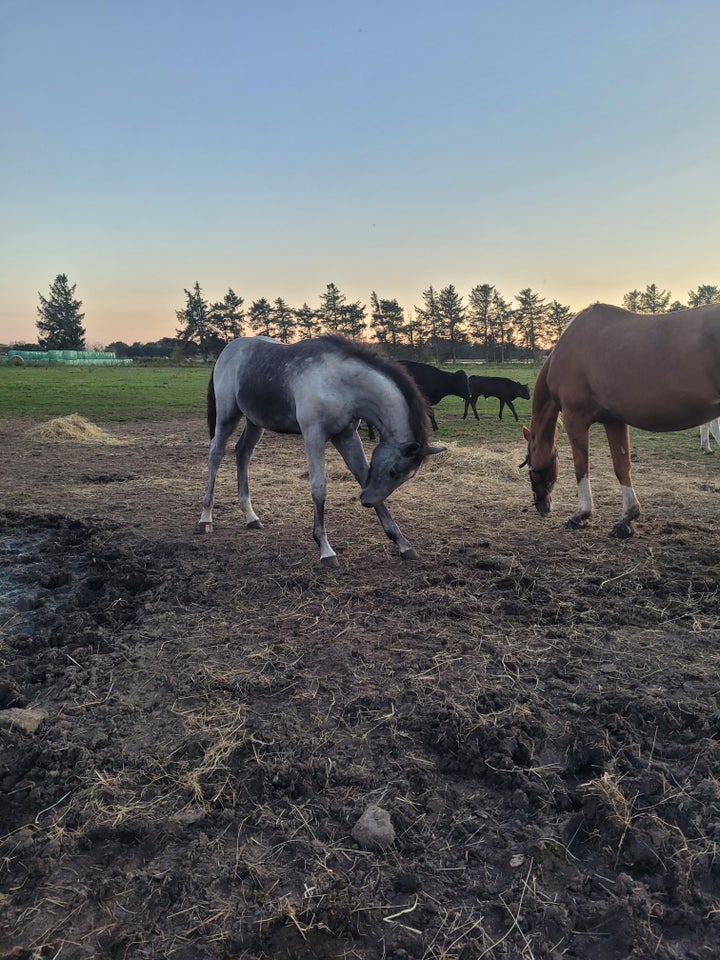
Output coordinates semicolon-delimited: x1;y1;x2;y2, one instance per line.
332;428;418;561
303;429;337;566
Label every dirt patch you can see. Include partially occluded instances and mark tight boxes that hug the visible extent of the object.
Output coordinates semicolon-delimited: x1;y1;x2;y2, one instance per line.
1;416;719;959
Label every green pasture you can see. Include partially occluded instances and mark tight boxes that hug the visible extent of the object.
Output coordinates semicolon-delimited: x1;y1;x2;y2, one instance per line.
0;363;212;421
0;360;712;466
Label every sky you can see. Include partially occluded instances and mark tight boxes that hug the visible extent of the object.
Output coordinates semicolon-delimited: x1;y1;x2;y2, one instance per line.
2;0;720;347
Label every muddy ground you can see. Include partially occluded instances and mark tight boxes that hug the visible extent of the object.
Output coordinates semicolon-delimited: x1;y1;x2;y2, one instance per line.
1;414;719;960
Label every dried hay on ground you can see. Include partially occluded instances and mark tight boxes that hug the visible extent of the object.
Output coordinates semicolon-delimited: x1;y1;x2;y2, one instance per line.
416;440;522;484
26;413;128;445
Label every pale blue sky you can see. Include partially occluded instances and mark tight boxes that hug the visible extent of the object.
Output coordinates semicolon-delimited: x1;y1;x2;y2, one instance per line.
2;0;719;345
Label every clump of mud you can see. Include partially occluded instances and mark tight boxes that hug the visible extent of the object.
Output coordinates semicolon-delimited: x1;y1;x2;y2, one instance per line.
27;413;128;445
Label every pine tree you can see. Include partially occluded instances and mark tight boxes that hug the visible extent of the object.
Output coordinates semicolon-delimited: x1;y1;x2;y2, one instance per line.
401;308;421;352
545;300;573;344
437;285;467;360
294;303;322;340
176;282;213;358
248;298;274;337
318;283;347;334
370;292;405;351
272;298;296;342
467;284;495;360
623;284;671;313
338;301;367;339
208;288;244;349
36;274;86;349
622;290;644;311
639;283;671;314
514;288;547;357
488;291;513;362
688;284;720;306
414;286;443;358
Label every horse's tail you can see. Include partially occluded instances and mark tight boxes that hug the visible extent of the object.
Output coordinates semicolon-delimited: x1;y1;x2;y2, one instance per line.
207;371;216;439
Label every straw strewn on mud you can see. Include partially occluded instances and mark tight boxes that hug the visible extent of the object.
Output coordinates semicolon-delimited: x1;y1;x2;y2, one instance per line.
26;413;128;445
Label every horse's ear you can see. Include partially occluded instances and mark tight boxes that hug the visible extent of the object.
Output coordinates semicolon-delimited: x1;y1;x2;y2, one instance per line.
423;444;446;456
522;426;531;441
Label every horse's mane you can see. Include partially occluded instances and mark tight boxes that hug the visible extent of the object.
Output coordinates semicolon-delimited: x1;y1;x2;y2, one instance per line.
319;336;429;445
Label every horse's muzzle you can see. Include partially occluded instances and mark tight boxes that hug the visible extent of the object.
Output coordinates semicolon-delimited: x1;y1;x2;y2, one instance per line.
359;490;375;508
534;499;552;515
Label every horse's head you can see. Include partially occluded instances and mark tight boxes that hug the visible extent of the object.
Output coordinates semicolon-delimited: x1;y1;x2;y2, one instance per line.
360;440;445;507
521;425;558;515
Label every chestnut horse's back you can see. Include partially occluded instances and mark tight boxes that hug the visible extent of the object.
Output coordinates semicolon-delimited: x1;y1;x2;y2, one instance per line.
545;303;720;433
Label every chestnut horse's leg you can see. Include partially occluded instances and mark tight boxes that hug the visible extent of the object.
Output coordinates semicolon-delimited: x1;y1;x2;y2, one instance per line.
562;413;595;529
603;422;641;539
331;426;418;560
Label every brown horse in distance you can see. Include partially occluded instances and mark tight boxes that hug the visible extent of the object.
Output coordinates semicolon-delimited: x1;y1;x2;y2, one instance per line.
522;303;720;537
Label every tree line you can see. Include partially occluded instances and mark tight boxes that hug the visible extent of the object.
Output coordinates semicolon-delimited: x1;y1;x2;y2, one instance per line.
172;280;571;362
171;279;720;361
17;274;720;362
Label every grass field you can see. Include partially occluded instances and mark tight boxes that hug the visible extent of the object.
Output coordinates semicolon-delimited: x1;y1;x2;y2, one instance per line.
0;360;708;462
0;363;214;421
0;360;540;434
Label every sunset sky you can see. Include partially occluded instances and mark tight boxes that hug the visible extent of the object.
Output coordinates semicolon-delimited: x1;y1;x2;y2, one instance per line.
2;0;719;346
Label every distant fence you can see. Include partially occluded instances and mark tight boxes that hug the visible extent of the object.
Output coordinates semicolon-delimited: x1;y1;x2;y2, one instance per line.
2;349;132;366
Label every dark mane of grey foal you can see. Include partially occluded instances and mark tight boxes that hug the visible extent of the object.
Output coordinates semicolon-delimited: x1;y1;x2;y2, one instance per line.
321;335;429;446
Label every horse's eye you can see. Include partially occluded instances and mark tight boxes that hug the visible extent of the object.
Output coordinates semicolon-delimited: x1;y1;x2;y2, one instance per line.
389;467;398;479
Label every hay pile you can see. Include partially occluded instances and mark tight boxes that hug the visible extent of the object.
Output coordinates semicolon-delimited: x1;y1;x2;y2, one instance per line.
416;440;522;484
27;413;128;445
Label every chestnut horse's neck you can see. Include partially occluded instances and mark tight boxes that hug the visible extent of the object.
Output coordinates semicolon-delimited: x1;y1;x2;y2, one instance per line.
531;361;560;463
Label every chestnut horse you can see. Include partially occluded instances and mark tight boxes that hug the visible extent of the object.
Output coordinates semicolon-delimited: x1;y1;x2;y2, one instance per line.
522;303;720;537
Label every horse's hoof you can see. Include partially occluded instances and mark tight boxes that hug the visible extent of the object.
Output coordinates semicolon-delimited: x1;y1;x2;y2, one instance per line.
566;517;588;530
195;521;213;535
320;554;338;568
400;548;419;561
610;522;634;539
246;519;263;529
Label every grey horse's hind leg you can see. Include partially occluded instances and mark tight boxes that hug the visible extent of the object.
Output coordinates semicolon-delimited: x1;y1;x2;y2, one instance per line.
302;426;337;566
332;427;418;561
235;420;265;528
198;415;242;533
